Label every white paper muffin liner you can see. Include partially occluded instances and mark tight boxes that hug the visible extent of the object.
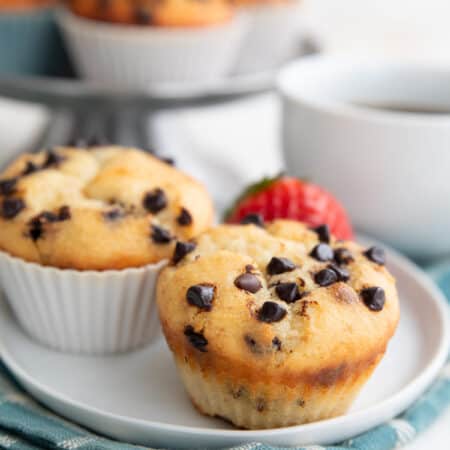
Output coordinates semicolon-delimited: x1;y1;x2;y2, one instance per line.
58;10;248;88
0;250;167;355
234;1;303;74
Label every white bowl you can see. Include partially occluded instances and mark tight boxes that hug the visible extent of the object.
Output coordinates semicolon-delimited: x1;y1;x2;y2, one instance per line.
58;10;248;88
278;56;450;259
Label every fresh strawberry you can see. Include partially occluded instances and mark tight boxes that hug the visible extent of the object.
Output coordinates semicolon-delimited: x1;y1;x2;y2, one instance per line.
225;176;354;240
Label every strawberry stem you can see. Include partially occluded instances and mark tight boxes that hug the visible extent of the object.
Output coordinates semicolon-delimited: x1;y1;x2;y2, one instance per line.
223;175;281;221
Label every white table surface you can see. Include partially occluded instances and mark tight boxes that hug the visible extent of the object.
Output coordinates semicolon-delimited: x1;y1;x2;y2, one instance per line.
1;0;449;446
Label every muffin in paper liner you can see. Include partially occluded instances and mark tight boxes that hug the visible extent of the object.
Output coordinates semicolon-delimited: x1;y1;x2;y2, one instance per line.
233;1;303;74
157;221;400;429
0;145;214;354
58;10;249;87
0;6;72;76
0;250;167;354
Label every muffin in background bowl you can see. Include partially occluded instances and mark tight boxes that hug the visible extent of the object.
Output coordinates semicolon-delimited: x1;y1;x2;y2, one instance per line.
0;0;72;76
157;220;399;429
59;0;248;87
0;146;214;354
233;0;303;74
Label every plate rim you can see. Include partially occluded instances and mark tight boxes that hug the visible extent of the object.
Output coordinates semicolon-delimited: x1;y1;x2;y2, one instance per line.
0;236;448;440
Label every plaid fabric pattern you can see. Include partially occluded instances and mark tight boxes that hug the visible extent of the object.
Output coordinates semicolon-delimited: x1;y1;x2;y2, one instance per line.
0;267;448;450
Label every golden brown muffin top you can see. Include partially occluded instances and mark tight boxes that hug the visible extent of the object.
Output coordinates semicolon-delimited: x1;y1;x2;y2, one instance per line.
0;146;214;270
68;0;233;27
157;220;399;387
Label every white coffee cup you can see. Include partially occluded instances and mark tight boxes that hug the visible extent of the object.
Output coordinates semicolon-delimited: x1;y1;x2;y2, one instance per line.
278;55;450;260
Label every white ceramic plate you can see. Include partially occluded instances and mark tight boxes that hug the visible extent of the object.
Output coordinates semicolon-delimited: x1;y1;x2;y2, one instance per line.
0;242;448;449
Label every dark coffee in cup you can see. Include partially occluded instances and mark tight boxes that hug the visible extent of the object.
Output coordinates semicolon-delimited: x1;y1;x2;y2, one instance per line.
355;103;450;115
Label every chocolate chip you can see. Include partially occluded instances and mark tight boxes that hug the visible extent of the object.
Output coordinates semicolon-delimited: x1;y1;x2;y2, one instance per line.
58;206;71;221
314;268;338;287
312;224;330;243
245;264;255;273
43;151;64;168
28;213;55;241
240;213;264;227
28;217;43;241
38;211;59;222
244;334;262;354
22;161;39;176
135;6;152;24
38;208;70;222
143;188;167;214
177;208;192;226
28;218;42;240
184;326;208;352
244;334;282;354
364;247;386;265
328;263;350;282
272;336;282;351
234;273;262;293
256;398;266;412
33;208;70;223
28;208;70;241
361;287;385;311
186;284;215;311
0;178;17;196
275;282;302;303
32;211;63;224
173;241;196;264
1;198;25;219
267;257;296;275
159;156;175;166
232;387;244;399
310;243;334;262
18;152;64;180
258;301;287;323
150;225;172;244
103;208;123;221
334;248;354;265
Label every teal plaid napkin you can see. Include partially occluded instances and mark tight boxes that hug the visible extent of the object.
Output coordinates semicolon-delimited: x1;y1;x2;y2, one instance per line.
0;265;449;450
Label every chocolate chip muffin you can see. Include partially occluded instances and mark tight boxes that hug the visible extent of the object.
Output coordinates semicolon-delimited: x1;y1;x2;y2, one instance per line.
157;219;399;429
0;146;213;270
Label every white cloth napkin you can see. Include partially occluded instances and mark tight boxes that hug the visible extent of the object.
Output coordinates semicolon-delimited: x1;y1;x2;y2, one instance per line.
0;99;48;166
